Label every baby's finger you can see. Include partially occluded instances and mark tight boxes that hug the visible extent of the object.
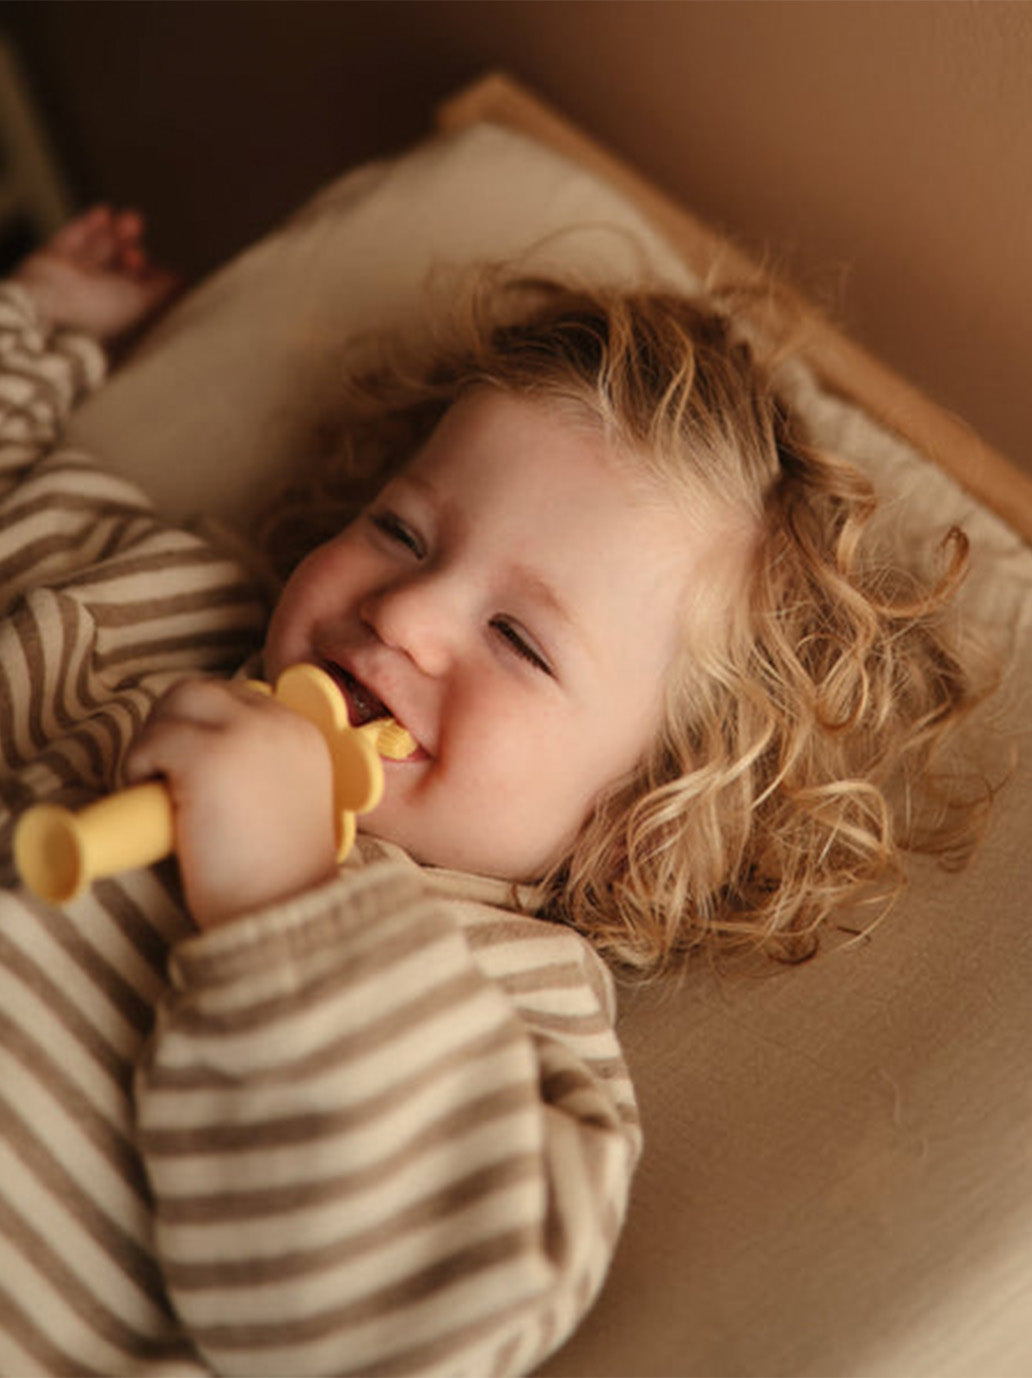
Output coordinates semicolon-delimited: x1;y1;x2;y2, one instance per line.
113;208;144;242
47;205;111;256
112;210;145;269
56;205;118;271
83;214;121;270
148;676;264;731
122;683;231;779
123;716;214;786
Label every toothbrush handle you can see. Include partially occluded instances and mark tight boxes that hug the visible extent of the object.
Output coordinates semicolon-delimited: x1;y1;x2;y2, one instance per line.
15;781;175;904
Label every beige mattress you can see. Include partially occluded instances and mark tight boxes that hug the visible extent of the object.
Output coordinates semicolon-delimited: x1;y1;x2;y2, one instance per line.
66;75;1032;1378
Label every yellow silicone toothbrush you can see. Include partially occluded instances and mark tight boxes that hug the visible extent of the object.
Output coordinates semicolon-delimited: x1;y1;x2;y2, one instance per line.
14;663;415;904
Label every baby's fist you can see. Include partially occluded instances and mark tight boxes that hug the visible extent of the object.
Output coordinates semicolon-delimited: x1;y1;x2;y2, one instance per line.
125;679;339;928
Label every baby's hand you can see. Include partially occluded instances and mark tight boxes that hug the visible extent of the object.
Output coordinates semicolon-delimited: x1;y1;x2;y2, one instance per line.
124;679;340;929
11;205;180;344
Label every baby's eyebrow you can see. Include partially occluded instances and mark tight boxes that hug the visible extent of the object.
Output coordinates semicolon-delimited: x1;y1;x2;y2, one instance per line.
391;471;435;499
379;471;438;512
506;562;579;635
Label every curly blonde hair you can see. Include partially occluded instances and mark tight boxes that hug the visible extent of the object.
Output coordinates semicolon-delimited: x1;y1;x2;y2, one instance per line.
262;270;996;975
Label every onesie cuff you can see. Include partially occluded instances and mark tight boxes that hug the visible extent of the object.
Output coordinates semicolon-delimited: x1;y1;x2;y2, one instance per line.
167;859;434;996
0;282;108;387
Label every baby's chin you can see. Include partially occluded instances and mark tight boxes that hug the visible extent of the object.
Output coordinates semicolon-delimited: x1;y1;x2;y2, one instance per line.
356;816;561;885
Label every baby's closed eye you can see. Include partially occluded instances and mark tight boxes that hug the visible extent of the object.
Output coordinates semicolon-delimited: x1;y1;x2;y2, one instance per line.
490;616;553;675
370;509;425;558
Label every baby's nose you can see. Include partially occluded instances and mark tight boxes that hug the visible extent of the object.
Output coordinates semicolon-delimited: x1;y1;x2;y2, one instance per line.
359;577;461;677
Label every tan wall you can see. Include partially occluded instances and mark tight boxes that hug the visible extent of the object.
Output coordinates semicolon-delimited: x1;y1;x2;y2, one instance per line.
6;0;1030;473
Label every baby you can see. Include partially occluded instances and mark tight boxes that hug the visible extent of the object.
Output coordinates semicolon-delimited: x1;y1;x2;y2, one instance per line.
0;208;988;1376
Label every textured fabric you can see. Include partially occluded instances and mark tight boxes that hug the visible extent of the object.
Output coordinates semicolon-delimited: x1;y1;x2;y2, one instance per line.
0;287;641;1376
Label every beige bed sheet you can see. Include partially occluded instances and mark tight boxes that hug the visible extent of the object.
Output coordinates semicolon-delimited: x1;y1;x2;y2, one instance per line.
66;95;1032;1377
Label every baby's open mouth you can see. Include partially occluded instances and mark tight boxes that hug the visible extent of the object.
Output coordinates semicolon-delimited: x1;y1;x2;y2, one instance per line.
321;662;390;726
317;660;427;762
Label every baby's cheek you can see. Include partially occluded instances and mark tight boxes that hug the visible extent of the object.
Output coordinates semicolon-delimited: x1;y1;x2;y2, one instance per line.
492;748;590;868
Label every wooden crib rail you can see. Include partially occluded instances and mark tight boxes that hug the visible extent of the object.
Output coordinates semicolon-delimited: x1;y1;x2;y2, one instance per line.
438;74;1032;547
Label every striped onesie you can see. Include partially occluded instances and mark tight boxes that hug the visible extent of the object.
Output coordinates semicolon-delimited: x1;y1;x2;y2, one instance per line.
0;286;642;1376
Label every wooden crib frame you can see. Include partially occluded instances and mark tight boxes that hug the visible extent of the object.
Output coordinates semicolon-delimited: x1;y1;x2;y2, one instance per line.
437;74;1032;547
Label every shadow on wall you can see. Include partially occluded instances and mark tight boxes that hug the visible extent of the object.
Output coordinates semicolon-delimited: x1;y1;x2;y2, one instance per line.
0;2;471;277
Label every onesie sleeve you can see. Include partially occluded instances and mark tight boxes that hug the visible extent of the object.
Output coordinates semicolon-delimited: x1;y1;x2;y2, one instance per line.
0;283;106;492
0;283;155;623
135;860;642;1377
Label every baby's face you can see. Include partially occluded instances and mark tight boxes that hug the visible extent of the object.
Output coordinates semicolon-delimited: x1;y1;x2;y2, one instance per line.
264;388;734;881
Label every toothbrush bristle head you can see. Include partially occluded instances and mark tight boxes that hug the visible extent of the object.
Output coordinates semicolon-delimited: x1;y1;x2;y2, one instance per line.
374;719;418;760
